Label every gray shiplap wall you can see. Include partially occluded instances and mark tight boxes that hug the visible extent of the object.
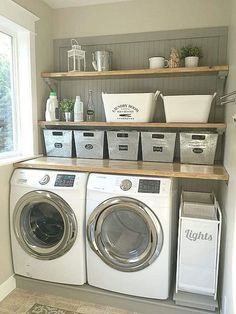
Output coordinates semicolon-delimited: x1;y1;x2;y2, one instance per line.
52;27;227;164
54;27;227;123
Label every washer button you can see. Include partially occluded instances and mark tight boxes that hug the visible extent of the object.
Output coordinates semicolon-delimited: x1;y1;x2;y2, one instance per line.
39;175;50;185
120;179;132;191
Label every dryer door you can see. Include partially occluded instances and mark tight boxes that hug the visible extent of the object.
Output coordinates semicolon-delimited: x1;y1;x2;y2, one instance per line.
13;190;77;260
87;197;163;272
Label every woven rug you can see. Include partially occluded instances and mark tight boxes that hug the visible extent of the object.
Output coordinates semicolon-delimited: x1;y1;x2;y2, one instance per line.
26;303;81;314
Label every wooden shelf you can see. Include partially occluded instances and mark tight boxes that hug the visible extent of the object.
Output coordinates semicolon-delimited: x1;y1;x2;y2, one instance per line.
41;65;229;80
14;157;229;181
39;121;226;130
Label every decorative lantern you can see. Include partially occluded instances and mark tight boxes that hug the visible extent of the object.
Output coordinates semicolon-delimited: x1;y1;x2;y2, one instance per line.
67;39;86;72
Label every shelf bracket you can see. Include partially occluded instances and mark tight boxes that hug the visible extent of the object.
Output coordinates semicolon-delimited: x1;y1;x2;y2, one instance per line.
217;127;226;135
216;70;228;106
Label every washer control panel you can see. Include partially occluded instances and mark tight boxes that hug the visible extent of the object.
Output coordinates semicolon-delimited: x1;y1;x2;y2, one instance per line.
138;179;160;193
120;179;132;191
54;174;76;187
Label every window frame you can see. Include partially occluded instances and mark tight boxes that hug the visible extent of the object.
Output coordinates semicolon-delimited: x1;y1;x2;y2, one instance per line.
0;26;20;159
0;1;39;165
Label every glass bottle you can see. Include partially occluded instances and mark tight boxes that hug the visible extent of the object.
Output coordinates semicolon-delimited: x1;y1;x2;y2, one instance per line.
86;90;95;121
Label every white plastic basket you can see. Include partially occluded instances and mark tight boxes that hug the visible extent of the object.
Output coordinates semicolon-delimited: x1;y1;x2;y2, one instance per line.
161;93;216;123
102;91;160;122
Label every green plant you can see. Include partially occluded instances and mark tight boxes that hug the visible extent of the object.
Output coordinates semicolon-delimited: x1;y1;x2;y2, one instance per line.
180;45;202;59
59;98;74;112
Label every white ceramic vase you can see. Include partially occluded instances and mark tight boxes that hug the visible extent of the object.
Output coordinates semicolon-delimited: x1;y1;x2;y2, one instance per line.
184;56;199;67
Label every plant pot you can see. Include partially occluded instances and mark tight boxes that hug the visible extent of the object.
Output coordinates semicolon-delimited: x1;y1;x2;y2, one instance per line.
64;112;73;122
184;56;199;67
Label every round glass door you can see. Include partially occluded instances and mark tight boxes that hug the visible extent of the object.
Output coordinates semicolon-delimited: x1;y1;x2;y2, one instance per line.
87;197;163;272
14;190;77;260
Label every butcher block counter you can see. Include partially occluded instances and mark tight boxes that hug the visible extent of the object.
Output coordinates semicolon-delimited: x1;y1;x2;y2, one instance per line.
13;157;229;181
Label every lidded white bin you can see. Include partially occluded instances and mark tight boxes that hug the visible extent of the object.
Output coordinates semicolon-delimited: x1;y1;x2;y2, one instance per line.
176;191;221;300
102;91;160;122
161;93;216;123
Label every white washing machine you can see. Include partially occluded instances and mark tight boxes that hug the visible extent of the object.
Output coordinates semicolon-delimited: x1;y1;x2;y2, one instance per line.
10;168;88;285
86;173;178;299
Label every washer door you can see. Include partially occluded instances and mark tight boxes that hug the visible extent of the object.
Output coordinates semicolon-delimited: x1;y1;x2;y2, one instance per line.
87;197;163;272
14;190;77;260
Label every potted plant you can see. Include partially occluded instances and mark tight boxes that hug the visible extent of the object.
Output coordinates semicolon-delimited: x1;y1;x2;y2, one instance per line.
59;98;74;121
180;45;202;67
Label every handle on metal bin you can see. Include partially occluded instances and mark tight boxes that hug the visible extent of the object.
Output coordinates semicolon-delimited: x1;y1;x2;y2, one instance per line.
52;131;63;136
153;146;163;152
117;133;128;138
154;90;161;100
83;132;94;137
152;134;164;139
192;135;206;140
119;145;128;151
192;148;204;154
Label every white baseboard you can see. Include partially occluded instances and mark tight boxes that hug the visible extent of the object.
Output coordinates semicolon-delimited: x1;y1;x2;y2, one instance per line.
0;276;16;302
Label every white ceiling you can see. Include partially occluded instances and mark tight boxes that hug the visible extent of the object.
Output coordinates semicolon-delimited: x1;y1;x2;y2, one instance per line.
43;0;133;9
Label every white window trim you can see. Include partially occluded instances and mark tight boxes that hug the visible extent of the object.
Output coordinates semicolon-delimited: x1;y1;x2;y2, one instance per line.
0;0;39;164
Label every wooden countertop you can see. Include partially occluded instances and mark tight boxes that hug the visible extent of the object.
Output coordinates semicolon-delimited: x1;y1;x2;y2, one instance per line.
13;157;229;181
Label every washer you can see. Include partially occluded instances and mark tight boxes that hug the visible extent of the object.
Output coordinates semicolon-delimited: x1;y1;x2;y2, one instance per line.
86;173;178;299
10;168;88;285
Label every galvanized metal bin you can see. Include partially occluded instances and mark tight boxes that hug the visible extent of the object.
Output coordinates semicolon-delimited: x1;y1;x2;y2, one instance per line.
107;131;139;160
74;130;104;159
180;132;218;165
43;129;73;157
141;132;176;162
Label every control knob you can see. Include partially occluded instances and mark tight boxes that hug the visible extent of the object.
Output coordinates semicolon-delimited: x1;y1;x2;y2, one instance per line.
39;174;50;185
120;179;132;191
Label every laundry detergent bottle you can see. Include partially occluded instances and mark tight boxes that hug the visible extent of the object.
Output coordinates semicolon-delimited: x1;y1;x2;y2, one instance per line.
45;91;59;121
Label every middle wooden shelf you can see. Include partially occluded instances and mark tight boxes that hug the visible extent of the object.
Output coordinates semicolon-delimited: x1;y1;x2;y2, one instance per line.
39;121;226;130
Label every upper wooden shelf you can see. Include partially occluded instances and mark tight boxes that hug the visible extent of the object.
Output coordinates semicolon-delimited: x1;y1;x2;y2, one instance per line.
39;121;226;130
41;65;229;80
13;157;229;181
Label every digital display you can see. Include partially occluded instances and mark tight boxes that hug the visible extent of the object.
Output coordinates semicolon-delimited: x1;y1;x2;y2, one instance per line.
55;174;75;187
138;179;160;193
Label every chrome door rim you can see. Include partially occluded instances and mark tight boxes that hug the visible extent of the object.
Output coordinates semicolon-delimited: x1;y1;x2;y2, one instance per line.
13;190;77;260
87;197;163;272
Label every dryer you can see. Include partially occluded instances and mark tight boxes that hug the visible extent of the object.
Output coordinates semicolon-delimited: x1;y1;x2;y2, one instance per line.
10;169;88;285
86;173;178;299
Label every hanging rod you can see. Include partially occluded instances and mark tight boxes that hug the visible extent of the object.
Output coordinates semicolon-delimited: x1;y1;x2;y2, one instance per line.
220;90;236;100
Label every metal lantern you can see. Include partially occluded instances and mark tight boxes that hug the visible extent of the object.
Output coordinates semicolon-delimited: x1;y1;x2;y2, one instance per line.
67;39;86;72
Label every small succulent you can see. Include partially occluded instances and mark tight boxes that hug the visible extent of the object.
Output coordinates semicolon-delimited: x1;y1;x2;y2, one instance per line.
59;98;74;112
180;45;202;59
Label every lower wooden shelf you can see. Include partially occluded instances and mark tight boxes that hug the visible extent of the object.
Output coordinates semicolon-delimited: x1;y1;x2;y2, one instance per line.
13;157;229;181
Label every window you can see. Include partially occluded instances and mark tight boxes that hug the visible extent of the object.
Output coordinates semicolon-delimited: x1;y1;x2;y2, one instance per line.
0;30;17;156
0;0;39;163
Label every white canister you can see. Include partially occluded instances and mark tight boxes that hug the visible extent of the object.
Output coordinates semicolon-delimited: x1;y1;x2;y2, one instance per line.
184;56;199;67
149;56;169;69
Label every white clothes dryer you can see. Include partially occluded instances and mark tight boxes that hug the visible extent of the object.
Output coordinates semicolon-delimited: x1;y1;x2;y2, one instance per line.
10;169;88;285
86;173;178;299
